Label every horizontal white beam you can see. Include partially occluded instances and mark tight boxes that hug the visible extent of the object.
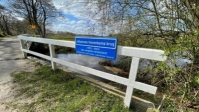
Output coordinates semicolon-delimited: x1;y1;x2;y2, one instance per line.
22;48;157;95
18;35;75;48
117;46;166;61
18;35;167;61
22;49;157;94
52;58;129;85
22;49;51;60
133;81;157;94
22;48;157;94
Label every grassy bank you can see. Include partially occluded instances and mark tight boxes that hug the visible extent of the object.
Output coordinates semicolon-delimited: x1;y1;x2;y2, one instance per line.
9;66;130;112
48;34;75;41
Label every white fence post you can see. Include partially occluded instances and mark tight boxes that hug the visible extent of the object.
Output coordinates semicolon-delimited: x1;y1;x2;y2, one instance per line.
124;57;140;107
49;44;56;69
19;39;27;58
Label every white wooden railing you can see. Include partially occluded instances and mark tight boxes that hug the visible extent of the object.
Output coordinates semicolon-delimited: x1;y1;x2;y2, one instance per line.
18;34;167;108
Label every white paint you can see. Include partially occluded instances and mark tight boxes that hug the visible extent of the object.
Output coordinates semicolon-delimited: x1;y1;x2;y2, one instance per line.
49;44;56;69
21;49;51;60
18;35;75;48
18;35;166;61
19;40;27;58
53;58;129;85
18;35;167;108
124;57;140;107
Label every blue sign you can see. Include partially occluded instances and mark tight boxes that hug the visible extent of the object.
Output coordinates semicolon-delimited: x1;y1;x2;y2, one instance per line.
75;36;118;60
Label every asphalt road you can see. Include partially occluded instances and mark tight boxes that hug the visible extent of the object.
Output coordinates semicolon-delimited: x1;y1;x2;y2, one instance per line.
0;37;25;78
0;37;33;111
0;37;22;61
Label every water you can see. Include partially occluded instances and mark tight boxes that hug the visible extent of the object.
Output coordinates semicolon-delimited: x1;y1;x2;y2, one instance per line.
56;54;114;82
169;51;192;68
57;54;103;68
138;52;192;72
56;53;192;75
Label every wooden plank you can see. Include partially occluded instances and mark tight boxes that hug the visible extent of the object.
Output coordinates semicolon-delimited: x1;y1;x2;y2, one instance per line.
18;35;167;61
49;44;56;69
117;46;167;61
18;35;75;48
133;82;157;94
124;85;134;107
128;58;140;83
124;57;140;107
52;58;129;85
19;40;27;58
22;49;51;60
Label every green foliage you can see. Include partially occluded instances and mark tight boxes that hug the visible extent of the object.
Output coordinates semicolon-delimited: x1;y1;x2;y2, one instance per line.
112;29;199;111
10;66;130;112
55;46;75;54
0;30;4;37
173;29;199;63
192;71;199;87
116;56;131;72
112;33;167;49
161;96;182;111
154;38;199;111
154;60;199;110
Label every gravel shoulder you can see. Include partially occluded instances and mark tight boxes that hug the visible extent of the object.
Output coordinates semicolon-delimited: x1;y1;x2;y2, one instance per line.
0;60;37;112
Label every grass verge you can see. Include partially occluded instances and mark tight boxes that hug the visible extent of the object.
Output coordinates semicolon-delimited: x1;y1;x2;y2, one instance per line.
10;66;130;112
48;34;75;41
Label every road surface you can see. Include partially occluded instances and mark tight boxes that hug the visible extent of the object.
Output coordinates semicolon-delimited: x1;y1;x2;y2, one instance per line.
0;37;35;112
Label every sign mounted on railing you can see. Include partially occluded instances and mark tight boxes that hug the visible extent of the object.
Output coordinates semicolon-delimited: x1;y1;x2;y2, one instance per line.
75;36;118;60
18;34;167;108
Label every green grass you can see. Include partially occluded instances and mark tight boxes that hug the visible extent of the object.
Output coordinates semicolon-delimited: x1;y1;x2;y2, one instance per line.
10;66;130;112
0;30;4;37
48;34;75;41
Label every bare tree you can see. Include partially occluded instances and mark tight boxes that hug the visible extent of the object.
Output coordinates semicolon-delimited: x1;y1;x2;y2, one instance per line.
82;0;199;62
10;0;58;37
89;0;199;35
0;4;14;36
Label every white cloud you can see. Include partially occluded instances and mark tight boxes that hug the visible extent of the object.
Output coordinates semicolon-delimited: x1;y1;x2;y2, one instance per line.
70;20;76;25
50;0;101;35
53;0;102;23
56;16;69;22
51;0;123;36
77;20;86;24
49;18;90;35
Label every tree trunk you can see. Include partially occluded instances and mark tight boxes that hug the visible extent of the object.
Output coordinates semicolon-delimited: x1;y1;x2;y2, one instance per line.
2;16;12;35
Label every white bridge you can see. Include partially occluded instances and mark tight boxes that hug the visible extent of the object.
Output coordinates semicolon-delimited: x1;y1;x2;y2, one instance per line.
18;34;167;108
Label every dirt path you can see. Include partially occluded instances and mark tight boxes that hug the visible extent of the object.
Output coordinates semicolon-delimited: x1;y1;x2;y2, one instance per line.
0;37;36;112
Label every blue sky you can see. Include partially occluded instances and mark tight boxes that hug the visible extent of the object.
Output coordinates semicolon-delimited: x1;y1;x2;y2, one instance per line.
1;0;185;35
0;0;107;35
0;0;127;36
50;0;128;36
50;0;107;35
64;14;80;21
